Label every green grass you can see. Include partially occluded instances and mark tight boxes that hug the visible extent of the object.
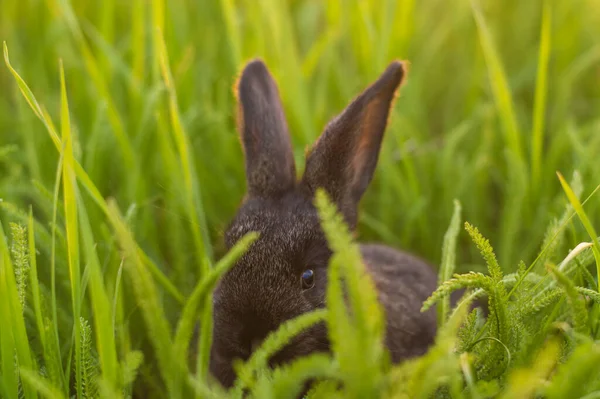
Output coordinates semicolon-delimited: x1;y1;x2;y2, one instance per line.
1;0;600;397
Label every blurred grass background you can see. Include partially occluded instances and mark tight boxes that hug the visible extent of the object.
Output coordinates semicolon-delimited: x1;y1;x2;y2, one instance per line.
0;0;599;395
2;0;600;271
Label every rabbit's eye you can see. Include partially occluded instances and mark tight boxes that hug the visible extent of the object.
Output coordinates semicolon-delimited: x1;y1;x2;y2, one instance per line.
301;269;315;290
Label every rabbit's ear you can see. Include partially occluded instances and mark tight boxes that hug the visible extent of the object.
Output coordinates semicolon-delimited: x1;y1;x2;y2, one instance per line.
236;59;296;198
302;61;405;226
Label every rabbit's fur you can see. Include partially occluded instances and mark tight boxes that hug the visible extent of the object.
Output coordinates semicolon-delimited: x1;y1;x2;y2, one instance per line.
209;59;438;388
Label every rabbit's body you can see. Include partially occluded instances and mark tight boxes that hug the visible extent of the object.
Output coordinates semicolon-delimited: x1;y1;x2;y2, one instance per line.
360;244;438;361
209;59;439;388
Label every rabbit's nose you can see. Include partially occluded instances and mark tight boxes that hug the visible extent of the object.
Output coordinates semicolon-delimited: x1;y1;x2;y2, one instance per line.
251;338;263;353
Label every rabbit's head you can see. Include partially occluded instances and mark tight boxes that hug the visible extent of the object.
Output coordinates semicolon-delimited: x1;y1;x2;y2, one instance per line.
210;59;405;387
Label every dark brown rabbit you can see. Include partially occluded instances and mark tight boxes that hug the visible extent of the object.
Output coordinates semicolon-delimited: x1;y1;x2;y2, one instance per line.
209;59;438;388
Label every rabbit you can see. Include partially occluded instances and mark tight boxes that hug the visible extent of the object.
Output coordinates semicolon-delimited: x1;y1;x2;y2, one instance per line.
209;58;440;389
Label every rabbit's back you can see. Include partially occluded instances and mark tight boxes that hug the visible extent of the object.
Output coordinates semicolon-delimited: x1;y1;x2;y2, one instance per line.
360;243;438;361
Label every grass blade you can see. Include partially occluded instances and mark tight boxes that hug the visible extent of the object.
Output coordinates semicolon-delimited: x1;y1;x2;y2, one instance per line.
50;135;67;392
0;221;37;399
471;0;523;161
498;336;560;399
438;200;462;326
531;0;552;191
546;342;600;399
105;199;176;397
3;43;184;304
173;232;258;378
557;172;600;292
0;244;19;399
59;59;83;399
219;0;242;67
19;368;64;399
155;27;213;272
78;193;120;390
52;0;136;177
27;208;49;374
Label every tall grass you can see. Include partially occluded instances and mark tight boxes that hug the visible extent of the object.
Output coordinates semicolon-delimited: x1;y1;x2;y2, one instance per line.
0;0;599;397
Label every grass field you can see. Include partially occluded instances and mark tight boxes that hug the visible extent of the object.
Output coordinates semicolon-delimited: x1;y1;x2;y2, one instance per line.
1;0;600;397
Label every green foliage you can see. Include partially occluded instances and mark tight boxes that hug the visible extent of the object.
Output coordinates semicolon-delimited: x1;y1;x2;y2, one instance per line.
498;336;560;399
315;190;387;398
391;295;475;399
233;310;327;396
1;0;600;398
557;172;600;291
256;354;334;399
10;223;29;312
121;351;143;399
438;200;462;326
547;264;588;335
464;223;504;284
78;318;99;399
422;213;600;394
545;341;600;399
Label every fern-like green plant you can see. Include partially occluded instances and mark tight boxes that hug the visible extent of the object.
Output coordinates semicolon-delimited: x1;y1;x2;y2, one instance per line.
547;264;589;335
305;380;344;399
9;222;29;312
520;288;563;317
576;287;600;305
251;353;334;399
78;317;99;399
464;223;505;285
233;309;327;396
314;189;387;398
457;308;484;354
423;222;533;381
